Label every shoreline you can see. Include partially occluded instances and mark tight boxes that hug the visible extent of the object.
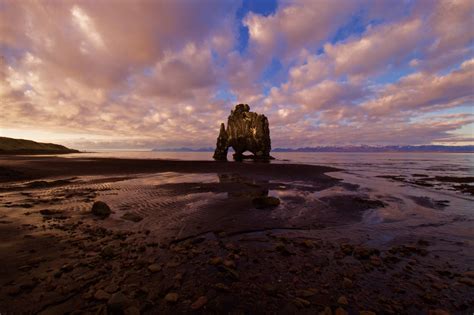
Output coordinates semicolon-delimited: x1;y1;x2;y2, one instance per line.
0;156;472;314
0;156;340;183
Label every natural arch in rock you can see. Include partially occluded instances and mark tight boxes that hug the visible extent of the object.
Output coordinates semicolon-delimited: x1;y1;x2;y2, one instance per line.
213;104;272;161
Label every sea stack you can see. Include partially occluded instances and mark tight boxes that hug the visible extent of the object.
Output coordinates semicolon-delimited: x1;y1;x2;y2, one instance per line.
213;104;272;161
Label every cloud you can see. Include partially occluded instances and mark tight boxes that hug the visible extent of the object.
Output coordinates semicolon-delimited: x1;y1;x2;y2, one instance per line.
243;0;360;59
324;18;424;78
0;0;472;148
363;58;474;114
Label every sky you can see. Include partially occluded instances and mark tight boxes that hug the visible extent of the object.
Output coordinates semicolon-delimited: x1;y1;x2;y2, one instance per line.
1;0;473;150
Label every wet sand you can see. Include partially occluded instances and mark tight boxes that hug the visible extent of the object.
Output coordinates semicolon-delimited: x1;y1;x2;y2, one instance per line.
0;156;473;314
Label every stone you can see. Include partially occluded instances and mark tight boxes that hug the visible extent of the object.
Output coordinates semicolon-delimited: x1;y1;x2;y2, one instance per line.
165;292;179;303
209;257;223;265
340;243;354;255
302;240;314;249
101;245;115;259
219;266;239;280
223;259;236;268
213;104;272;161
353;246;377;259
60;264;74;272
335;307;348;315
120;212;143;222
359;311;376;315
319;306;333;315
337;296;348;305
263;284;277;296
214;283;230;291
342;277;353;288
6;285;21;296
104;283;119;294
252;196;280;209
94;289;111;301
294;297;311;307
464;271;474;278
458;277;474;286
297;289;317;297
191;296;208;310
107;292;130;313
124;306;140;315
428;310;450;315
148;263;161;273
275;242;292;256
91;201;111;218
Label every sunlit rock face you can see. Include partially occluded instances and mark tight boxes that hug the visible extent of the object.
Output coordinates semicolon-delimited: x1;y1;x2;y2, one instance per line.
213;104;272;161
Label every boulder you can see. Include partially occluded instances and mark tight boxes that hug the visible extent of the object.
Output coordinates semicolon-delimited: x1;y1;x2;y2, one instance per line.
91;201;111;218
252;196;280;209
213;104;272;161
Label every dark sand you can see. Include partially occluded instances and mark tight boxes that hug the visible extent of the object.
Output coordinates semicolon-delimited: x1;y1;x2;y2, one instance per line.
0;156;472;314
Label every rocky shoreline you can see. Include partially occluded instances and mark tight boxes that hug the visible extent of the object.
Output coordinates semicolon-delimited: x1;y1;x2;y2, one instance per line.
0;156;472;314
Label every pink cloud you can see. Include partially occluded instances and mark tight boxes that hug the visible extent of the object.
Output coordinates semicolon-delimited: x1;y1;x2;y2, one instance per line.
1;0;472;148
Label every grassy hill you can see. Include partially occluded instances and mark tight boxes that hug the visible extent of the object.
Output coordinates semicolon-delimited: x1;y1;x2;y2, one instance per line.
0;137;79;154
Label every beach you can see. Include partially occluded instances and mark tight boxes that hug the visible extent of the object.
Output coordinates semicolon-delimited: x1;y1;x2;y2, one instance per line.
0;155;473;314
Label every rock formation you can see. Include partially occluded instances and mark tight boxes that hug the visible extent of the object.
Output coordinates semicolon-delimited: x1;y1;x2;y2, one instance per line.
213;104;272;161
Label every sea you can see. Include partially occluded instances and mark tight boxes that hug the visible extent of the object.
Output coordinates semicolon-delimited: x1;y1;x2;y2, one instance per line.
62;150;474;179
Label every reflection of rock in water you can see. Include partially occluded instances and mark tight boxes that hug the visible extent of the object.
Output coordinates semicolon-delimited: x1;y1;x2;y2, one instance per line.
218;173;269;199
213;104;272;161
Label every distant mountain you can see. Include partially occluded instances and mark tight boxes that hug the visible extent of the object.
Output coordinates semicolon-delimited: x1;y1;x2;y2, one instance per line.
272;145;474;153
0;137;79;154
152;145;473;153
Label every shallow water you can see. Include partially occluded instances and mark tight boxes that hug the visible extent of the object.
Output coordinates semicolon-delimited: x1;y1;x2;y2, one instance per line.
8;154;470;248
61;150;474;177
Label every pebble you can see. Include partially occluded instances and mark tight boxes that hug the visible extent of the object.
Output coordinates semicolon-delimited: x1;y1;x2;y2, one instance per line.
223;259;236;268
335;307;348;315
60;264;74;272
165;292;179;303
148;263;161;273
297;289;317;297
458;277;474;286
124;306;140;315
6;286;21;296
104;283;119;293
252;196;281;209
94;289;111;301
337;296;348;305
340;243;354;255
20;279;37;290
342;277;353;288
293;297;310;308
191;296;208;310
275;243;292;256
428;310;450;315
120;212;143;222
214;283;230;291
209;257;223;265
101;246;115;259
107;292;130;312
319;306;332;315
18;265;32;272
359;311;376;315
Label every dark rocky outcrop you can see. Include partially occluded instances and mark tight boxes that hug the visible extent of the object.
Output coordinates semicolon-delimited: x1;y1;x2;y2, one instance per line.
213;104;272;161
